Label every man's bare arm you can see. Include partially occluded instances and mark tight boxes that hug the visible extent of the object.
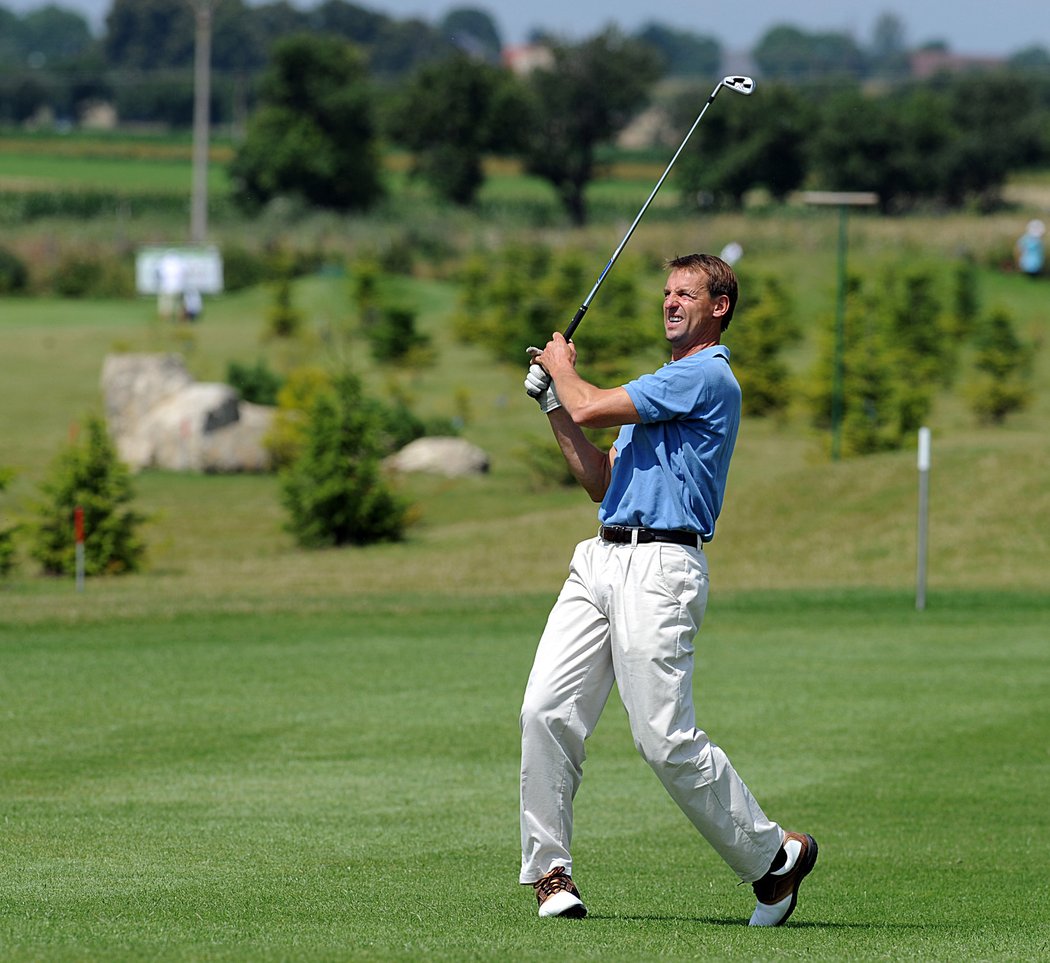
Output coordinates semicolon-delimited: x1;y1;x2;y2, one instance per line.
551;368;640;429
544;408;616;502
538;332;641;430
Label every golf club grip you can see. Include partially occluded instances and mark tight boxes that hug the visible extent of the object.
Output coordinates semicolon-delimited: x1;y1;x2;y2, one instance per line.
563;305;587;340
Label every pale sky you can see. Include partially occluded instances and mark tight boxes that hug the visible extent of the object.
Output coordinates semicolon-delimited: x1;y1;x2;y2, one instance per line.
5;0;1047;57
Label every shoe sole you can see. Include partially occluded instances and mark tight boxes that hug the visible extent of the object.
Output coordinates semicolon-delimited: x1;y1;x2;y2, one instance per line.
776;834;818;926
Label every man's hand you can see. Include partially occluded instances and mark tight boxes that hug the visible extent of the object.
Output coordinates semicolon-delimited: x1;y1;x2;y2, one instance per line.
537;332;577;379
525;347;561;413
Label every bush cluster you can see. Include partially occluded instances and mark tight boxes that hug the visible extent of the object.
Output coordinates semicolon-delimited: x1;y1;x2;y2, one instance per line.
0;245;29;294
452;242;665;385
806;259;1033;455
0;469;16;578
0;241;137;298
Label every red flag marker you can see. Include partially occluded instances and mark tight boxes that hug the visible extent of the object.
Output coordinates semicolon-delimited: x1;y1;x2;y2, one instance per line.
74;505;85;591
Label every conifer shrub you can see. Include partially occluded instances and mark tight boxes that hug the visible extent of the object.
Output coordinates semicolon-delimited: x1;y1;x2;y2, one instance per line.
279;373;410;547
30;416;147;576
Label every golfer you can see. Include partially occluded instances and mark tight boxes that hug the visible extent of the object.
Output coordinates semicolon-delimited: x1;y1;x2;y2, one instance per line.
519;253;816;925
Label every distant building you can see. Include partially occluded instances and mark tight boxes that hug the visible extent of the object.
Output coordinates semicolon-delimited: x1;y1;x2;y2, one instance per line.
909;49;1005;79
616;106;674;150
80;101;118;130
502;43;554;75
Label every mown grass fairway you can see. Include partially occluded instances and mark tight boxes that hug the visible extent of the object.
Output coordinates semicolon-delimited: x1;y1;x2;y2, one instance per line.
2;588;1048;961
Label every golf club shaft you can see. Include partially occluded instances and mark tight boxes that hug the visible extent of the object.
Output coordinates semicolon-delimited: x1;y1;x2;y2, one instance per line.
563;78;730;341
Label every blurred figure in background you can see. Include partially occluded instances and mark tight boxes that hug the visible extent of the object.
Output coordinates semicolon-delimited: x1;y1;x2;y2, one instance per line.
157;250;186;320
181;286;202;323
1016;219;1045;279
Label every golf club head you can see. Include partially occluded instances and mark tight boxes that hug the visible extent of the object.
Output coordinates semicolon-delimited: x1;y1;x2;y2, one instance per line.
721;75;756;95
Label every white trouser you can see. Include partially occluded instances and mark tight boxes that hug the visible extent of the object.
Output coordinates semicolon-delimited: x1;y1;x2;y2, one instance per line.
519;537;783;885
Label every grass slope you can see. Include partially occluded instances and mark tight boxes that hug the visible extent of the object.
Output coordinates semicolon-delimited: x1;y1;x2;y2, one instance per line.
1;225;1047;596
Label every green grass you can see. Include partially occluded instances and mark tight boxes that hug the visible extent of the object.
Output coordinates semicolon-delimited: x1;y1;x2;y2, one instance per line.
0;149;231;195
2;588;1048;961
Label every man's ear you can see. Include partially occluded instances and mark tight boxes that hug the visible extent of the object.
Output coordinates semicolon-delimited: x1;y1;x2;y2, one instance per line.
712;294;731;319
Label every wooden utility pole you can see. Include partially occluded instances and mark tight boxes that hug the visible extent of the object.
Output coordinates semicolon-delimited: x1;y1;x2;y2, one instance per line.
190;0;214;245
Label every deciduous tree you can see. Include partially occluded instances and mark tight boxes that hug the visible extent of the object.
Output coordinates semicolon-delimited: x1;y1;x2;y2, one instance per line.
229;33;383;212
634;23;721;77
518;29;661;225
674;82;812;208
386;54;526;205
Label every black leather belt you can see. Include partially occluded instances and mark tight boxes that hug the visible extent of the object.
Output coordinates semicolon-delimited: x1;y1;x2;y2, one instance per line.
599;525;704;549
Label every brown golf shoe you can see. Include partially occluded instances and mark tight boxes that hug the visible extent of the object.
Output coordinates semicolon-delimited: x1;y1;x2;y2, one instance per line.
748;832;818;926
533;866;587;918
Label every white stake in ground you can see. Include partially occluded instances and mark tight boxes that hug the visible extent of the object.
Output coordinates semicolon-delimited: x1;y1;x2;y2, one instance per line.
916;428;931;611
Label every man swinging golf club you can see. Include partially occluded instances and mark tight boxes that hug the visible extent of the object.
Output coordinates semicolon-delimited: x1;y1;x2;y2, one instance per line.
519;253;818;925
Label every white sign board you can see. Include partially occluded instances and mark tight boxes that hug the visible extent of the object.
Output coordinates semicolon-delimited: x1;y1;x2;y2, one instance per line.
136;246;224;295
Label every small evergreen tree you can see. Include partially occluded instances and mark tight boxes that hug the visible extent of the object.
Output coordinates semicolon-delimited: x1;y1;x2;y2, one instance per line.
881;263;956;387
451;242;661;380
30;416;147;576
364;306;432;365
724;273;799;416
350;257;381;326
227;358;284;405
264;366;333;470
0;468;17;578
280;373;409;547
966;308;1033;424
808;274;933;457
265;275;304;339
950;260;981;339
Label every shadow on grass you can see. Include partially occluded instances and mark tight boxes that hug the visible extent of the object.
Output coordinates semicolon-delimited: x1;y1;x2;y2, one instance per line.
585;914;929;930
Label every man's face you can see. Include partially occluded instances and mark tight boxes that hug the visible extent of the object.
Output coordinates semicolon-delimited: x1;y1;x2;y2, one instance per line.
663;268;727;359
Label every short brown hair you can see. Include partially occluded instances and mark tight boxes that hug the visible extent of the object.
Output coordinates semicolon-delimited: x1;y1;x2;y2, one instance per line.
666;253;738;330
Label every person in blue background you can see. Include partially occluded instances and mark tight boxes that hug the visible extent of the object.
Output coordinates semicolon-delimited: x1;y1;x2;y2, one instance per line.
1016;219;1045;278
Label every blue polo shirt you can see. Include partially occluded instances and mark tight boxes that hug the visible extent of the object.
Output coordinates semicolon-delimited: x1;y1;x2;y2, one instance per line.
598;345;740;540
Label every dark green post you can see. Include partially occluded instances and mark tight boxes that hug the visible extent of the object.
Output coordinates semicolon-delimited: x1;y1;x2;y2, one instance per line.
831;204;848;461
802;191;879;461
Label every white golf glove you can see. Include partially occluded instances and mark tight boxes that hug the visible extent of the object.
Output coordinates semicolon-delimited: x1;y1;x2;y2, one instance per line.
525;347;561;413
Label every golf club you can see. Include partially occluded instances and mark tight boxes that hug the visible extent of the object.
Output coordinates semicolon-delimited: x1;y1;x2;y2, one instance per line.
562;75;755;341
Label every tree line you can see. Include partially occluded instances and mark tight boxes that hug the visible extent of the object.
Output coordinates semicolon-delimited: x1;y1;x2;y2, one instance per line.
2;0;1048;127
672;72;1050;214
3;2;1050;224
227;30;1050;224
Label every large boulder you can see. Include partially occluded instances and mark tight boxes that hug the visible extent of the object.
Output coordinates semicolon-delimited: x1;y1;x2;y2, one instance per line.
199;402;275;473
100;354;274;472
101;353;193;443
385;437;489;478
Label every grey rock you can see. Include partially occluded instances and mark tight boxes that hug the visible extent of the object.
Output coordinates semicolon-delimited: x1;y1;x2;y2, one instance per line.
386;437;489;478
